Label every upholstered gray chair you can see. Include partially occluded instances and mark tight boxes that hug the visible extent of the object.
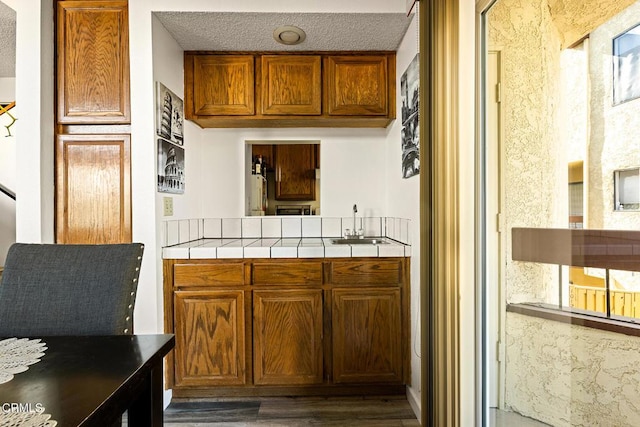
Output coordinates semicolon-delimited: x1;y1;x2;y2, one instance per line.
0;242;144;337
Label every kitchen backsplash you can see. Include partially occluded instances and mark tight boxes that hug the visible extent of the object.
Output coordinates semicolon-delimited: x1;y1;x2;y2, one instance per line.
162;217;411;247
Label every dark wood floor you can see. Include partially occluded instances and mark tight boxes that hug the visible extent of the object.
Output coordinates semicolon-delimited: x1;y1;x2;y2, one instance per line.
151;396;420;426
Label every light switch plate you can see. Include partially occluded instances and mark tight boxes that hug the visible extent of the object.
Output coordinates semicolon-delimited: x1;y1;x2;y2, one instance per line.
163;197;173;216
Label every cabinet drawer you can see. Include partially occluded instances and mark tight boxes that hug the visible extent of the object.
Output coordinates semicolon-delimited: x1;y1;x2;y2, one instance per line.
252;261;323;286
330;259;402;286
174;263;245;287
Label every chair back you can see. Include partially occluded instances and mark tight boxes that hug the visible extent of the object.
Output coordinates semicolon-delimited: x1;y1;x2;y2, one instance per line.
0;243;144;336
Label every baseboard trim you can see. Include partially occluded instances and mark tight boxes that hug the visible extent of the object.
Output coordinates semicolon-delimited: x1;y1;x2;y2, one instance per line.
406;385;421;421
173;384;406;398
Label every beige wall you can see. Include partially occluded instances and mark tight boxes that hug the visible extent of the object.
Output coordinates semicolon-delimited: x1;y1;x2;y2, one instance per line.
506;312;640;426
588;1;640;231
488;0;565;304
489;0;640;423
588;2;640;291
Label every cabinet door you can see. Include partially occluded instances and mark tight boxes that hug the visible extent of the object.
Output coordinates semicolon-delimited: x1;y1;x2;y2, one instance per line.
56;0;130;124
274;144;316;201
174;290;247;387
261;55;321;115
332;288;402;384
253;289;323;385
326;55;388;116
189;54;255;116
56;134;131;244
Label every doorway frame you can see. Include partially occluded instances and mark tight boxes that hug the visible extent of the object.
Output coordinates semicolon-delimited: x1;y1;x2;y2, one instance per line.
419;0;463;425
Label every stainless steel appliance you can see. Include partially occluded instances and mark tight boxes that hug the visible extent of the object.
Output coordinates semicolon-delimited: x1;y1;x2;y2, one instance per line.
276;205;311;215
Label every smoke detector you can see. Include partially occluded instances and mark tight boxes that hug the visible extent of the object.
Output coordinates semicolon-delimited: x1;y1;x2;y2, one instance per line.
273;25;306;45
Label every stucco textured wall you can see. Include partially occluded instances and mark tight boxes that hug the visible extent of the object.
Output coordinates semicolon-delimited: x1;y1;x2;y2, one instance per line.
488;0;564;304
489;0;640;424
506;312;640;426
588;2;640;291
588;2;640;232
547;0;636;48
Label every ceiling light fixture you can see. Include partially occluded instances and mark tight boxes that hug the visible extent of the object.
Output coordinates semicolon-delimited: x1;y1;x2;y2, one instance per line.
273;25;306;45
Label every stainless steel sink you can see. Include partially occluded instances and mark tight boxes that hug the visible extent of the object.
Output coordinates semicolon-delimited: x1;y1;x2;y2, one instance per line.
331;238;388;245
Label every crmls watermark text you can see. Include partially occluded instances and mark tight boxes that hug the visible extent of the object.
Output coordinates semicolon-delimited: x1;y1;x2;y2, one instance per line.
1;402;45;414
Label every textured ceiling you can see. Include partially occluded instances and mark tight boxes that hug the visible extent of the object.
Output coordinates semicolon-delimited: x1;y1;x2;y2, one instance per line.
154;12;414;52
0;1;15;78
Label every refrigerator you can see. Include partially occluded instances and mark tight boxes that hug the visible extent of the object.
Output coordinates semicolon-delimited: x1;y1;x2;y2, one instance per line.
249;174;267;216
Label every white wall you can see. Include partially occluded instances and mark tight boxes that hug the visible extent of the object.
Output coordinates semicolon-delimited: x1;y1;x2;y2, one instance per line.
13;0;55;245
196;128;388;218
0;78;16;265
0;78;15;102
385;14;422;415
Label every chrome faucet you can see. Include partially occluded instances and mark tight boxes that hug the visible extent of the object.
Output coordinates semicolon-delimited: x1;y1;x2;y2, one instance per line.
344;204;364;238
353;204;357;233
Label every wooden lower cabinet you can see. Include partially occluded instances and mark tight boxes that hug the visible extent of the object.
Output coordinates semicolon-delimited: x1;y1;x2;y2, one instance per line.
173;289;247;387
253;289;323;385
332;288;402;384
165;257;409;396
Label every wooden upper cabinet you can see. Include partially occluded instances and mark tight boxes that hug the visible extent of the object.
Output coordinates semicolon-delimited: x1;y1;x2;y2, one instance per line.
185;52;395;128
56;134;131;244
326;55;389;116
260;55;321;115
274;144;316;201
56;0;130;124
187;54;255;116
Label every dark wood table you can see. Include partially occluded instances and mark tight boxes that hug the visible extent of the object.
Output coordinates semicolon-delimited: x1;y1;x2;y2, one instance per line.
0;334;174;426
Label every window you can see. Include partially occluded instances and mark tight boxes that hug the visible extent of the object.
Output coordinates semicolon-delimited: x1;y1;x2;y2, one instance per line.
614;167;640;211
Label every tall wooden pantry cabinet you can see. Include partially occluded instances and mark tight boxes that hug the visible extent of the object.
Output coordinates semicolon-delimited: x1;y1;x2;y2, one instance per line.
55;0;131;243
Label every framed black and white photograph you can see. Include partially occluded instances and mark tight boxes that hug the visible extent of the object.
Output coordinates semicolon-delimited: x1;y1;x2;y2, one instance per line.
613;23;640;105
156;82;184;145
401;53;420;179
157;137;185;194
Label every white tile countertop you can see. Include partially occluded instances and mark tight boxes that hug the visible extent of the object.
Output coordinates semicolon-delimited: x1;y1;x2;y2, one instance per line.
163;237;410;259
162;217;412;259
